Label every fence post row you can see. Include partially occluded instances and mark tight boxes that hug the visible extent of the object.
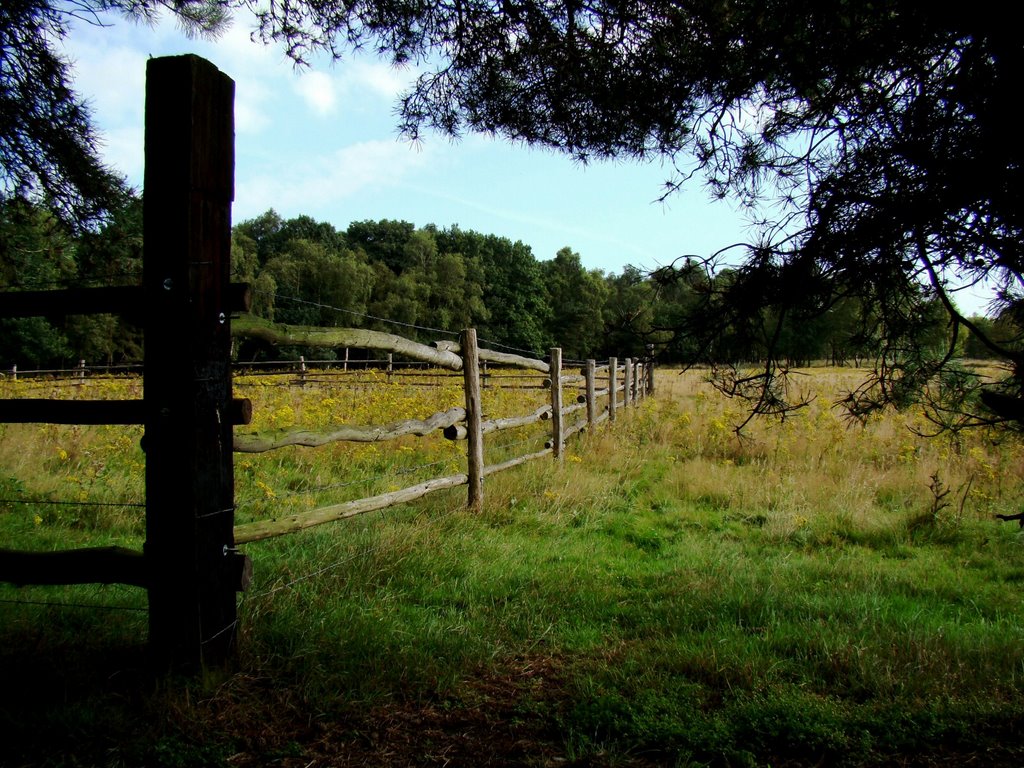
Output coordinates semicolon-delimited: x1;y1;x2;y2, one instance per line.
585;359;597;430
609;356;618;422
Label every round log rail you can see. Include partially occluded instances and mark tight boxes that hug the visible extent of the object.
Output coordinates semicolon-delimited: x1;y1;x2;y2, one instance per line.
233;315;464;371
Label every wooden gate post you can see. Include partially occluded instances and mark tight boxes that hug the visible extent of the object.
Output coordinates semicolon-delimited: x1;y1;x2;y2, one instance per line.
143;55;239;669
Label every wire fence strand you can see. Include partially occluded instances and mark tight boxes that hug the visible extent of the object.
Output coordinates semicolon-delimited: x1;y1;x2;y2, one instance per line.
261;290;462;339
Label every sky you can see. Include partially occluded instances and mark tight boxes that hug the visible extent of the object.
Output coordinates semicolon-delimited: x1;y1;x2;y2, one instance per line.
58;9;754;279
58;9;995;315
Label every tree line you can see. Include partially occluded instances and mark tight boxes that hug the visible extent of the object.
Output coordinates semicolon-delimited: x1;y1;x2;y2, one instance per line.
2;195;1008;372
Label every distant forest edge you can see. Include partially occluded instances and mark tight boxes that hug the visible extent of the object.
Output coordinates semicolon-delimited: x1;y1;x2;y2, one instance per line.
0;196;1005;369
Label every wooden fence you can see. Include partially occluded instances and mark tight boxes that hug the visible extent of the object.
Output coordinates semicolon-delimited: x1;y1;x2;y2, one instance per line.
0;53;655;670
227;316;652;542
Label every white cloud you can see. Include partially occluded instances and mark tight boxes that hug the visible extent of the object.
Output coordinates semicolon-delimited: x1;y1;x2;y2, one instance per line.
66;43;147;124
347;58;412;100
233;79;274;134
96;125;146;183
293;71;338;116
236;138;434;218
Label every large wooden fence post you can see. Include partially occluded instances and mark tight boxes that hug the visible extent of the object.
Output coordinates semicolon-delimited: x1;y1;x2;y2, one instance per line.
550;348;564;460
461;328;484;511
143;55;239;670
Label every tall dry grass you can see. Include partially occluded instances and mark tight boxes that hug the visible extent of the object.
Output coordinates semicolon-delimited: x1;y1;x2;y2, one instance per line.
650;366;1024;543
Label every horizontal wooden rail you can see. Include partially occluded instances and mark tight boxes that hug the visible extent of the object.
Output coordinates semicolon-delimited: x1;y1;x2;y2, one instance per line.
0;283;251;319
233;315;463;370
482;448;553;474
433;340;549;373
0;399;145;424
0;398;252;425
443;404;552;441
563;401;587;418
234;473;469;543
234;442;560;544
559;418;590;443
0;546;148;587
233;407;466;452
0;545;251;591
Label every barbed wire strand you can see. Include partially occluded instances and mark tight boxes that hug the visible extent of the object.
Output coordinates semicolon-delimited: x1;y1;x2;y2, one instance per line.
475;335;545;358
244;541;388;603
234;455;463;515
201;619;239;646
259;290;461;339
0;597;147;613
0;498;144;509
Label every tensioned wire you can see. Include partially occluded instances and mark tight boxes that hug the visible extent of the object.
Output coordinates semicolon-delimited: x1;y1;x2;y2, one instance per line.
260;289;547;359
233;455;464;516
257;289;460;339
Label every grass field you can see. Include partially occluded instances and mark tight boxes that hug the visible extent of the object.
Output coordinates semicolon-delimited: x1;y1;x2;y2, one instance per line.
2;366;1024;767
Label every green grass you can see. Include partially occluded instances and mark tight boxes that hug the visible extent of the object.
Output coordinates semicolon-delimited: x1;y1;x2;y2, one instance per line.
3;370;1024;766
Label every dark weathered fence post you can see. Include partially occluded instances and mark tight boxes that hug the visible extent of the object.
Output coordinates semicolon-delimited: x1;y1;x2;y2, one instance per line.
550;348;564;460
585;359;596;430
461;328;484;511
143;54;239;670
608;356;618;423
624;358;635;407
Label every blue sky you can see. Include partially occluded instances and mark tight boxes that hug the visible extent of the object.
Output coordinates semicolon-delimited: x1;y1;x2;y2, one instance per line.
59;9;995;315
59;10;753;278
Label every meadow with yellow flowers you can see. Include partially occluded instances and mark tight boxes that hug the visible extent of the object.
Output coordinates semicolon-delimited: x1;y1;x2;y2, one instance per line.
2;366;1024;767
